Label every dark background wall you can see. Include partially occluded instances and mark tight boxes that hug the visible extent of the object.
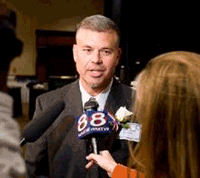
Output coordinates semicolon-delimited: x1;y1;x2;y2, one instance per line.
104;1;199;81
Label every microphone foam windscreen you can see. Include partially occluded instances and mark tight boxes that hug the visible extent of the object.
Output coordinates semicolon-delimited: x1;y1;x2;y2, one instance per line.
22;100;65;142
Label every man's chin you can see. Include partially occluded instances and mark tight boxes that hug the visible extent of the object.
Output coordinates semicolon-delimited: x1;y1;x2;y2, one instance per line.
90;79;110;89
90;82;102;89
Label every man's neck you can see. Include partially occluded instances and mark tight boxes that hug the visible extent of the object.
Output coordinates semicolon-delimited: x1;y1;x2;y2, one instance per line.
86;88;106;96
79;78;113;96
79;78;113;111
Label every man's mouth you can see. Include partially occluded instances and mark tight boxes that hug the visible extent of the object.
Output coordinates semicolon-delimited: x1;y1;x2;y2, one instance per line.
89;69;104;77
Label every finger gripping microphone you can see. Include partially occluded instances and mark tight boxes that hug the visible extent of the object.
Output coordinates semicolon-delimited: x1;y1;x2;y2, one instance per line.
76;98;119;154
20;100;65;146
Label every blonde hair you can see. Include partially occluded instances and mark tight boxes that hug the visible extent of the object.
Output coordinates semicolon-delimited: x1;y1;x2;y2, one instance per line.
129;51;200;178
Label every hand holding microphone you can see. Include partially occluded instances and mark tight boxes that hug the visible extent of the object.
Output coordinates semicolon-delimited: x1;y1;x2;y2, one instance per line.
86;150;117;177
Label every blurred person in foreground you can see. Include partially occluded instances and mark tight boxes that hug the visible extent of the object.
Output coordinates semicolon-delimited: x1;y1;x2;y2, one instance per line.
25;14;136;178
86;51;200;178
0;3;26;178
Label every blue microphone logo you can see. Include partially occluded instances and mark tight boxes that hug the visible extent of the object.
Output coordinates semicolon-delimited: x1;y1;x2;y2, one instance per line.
76;109;119;139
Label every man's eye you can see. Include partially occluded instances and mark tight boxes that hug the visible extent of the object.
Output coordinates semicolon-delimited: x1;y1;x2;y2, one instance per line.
83;49;92;53
102;50;112;56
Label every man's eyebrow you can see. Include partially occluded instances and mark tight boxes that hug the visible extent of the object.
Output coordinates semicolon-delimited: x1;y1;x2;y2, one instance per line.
82;45;92;48
101;47;114;51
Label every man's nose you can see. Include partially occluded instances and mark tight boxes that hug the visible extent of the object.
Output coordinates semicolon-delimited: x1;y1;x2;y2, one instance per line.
91;51;102;64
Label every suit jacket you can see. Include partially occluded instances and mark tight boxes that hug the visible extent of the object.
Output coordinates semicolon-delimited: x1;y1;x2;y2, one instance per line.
25;79;135;178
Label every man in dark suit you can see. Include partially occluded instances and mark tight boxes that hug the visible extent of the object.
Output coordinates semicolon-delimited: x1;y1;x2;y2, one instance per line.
25;15;135;178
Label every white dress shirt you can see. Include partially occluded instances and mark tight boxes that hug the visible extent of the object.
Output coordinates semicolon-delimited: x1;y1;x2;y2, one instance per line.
79;79;113;111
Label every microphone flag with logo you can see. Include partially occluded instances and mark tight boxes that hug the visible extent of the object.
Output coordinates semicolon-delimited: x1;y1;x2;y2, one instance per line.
76;98;119;140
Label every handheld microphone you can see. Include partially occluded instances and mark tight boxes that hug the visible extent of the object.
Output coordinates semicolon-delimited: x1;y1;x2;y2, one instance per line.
20;100;65;146
76;98;119;154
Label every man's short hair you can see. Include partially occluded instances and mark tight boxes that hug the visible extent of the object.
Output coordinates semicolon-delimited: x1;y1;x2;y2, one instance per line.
76;14;120;46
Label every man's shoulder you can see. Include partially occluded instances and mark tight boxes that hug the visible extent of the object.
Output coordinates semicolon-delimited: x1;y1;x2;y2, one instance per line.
113;78;135;95
120;82;134;91
119;83;135;105
37;80;78;102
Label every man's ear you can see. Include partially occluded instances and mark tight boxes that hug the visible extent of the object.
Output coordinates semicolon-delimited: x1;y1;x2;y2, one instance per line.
116;48;122;66
73;44;78;63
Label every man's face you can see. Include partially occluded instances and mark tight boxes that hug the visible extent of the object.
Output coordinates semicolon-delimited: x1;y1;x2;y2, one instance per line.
73;29;121;93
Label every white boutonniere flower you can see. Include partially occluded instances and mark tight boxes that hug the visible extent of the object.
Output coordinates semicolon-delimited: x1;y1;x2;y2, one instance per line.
115;107;133;129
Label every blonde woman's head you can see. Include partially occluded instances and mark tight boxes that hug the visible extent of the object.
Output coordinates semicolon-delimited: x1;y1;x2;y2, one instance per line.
131;51;200;178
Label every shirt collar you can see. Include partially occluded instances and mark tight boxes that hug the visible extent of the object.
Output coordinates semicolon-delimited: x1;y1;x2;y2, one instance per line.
79;78;113;111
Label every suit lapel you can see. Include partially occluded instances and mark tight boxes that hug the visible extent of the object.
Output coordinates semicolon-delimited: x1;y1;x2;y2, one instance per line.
105;79;128;115
62;80;83;116
48;80;89;177
96;80;127;178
